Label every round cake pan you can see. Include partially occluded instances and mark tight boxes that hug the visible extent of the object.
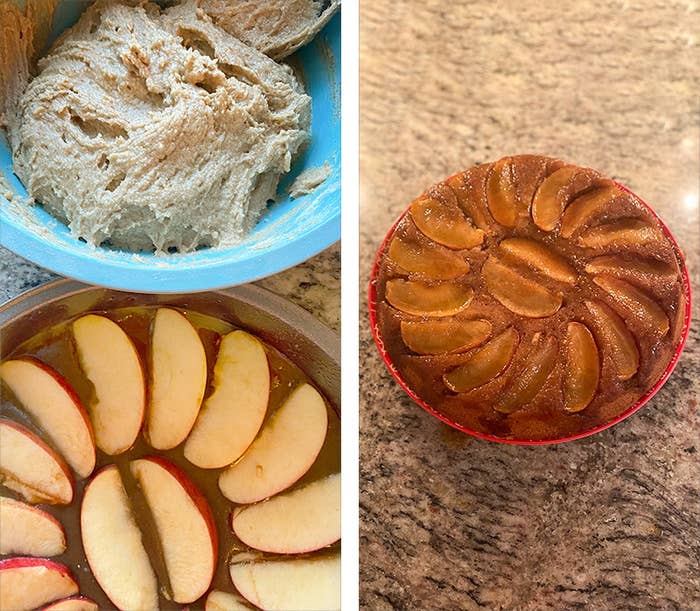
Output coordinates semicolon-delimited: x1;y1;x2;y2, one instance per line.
1;279;340;410
368;181;692;445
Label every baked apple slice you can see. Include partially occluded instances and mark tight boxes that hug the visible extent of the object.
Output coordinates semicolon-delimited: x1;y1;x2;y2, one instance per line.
532;166;601;231
578;218;660;248
585;300;640;380
130;457;217;604
0;558;78;611
385;279;474;317
0;496;66;556
231;473;340;554
185;330;269;469
486;157;517;227
560;184;622;237
205;590;254;611
0;419;73;505
0;358;95;478
388;232;469;280
410;195;484;249
585;255;677;279
42;597;99;611
219;383;328;504
563;322;600;413
146;308;207;450
483;256;562;318
401;319;491;355
81;466;158;611
72;314;145;455
443;327;519;393
499;237;576;284
230;555;340;611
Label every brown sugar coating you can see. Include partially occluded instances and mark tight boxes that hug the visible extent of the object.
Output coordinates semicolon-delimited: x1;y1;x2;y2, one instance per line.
374;155;688;441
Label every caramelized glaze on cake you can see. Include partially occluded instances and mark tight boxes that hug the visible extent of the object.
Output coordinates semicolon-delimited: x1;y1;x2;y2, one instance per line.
373;155;688;441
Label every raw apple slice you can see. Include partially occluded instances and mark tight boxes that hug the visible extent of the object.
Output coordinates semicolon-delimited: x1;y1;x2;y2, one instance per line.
130;457;217;604
0;420;73;505
205;590;253;611
231;473;340;554
560;184;622;238
563;322;600;413
482;256;562;318
219;383;328;504
0;358;95;478
184;330;269;469
585;300;640;380
578;218;660;248
230;555;340;611
410;195;485;249
42;597;99;611
385;279;474;317
495;335;559;414
486;157;517;227
73;314;145;455
146;308;207;450
81;466;158;611
0;496;66;556
400;319;491;355
387;232;469;280
443;327;519;393
0;558;78;611
499;237;577;284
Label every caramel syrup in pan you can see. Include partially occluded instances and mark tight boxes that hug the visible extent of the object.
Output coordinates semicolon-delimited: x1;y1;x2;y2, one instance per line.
0;306;340;610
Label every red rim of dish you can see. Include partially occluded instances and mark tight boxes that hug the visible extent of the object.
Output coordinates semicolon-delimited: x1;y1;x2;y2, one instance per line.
367;178;693;445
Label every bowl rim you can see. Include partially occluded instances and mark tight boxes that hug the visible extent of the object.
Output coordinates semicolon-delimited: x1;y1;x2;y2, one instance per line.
367;174;693;445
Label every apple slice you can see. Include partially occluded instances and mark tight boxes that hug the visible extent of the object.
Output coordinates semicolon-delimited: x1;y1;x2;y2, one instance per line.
387;231;469;280
499;237;577;284
73;314;145;455
0;558;78;611
486;157;517;227
42;597;99;611
205;590;253;611
0;358;95;478
231;473;340;554
410;195;485;249
0;420;73;505
184;330;270;469
585;300;640;380
560;184;622;238
482;256;562;318
400;319;491;355
130;457;217;604
584;255;677;279
563;322;600;413
0;496;66;556
219;383;328;504
385;279;474;317
230;555;340;611
578;218;661;248
532;166;601;231
146;308;207;450
81;466;158;611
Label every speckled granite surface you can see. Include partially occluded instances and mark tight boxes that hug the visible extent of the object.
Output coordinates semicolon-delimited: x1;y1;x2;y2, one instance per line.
0;243;340;332
360;1;699;609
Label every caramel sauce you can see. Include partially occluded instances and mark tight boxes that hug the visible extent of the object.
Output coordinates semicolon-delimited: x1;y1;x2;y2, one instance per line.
1;306;340;610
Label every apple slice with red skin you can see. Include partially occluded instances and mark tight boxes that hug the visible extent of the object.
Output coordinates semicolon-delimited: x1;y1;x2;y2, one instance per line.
230;555;341;611
185;330;270;469
0;358;95;478
81;465;158;611
41;597;99;611
72;314;145;455
130;457;217;604
205;590;253;611
0;558;78;611
0;496;66;556
231;473;340;554
146;308;207;450
0;419;73;505
219;383;328;505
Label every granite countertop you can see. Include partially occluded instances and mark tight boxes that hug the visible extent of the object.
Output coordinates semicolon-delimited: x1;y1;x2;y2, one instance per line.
0;243;340;332
360;1;699;609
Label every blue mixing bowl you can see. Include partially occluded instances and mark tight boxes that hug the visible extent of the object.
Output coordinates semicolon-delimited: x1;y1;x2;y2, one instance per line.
0;4;340;292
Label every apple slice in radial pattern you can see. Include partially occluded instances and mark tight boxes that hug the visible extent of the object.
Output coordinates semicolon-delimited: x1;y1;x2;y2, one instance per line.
184;330;270;469
41;597;99;611
230;555;340;611
80;466;158;611
0;358;95;478
146;308;207;450
0;420;73;505
219;383;328;505
0;496;66;556
231;473;340;554
72;315;145;455
0;558;78;611
130;457;217;604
